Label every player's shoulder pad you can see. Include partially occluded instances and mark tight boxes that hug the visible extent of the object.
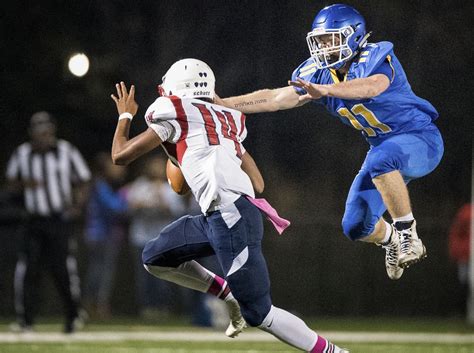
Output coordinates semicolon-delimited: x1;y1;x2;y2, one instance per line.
144;96;177;124
292;57;318;81
291;57;319;94
352;41;394;78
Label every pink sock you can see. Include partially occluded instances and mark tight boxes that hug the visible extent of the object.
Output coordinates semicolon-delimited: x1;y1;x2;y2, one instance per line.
311;335;335;353
207;275;231;300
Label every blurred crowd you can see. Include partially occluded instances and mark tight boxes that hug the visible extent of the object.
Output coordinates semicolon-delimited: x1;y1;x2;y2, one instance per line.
1;111;472;332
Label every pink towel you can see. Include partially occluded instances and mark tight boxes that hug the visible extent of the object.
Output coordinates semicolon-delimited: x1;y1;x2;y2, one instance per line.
246;196;291;235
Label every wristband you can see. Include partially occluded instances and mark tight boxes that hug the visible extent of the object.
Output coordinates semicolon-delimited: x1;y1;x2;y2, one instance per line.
118;112;133;121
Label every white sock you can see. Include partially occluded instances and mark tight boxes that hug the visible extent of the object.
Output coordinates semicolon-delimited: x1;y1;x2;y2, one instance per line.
258;305;318;351
380;220;393;245
393;212;414;223
144;260;214;293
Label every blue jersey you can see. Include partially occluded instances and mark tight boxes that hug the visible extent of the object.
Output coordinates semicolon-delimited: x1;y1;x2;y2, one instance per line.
291;41;439;145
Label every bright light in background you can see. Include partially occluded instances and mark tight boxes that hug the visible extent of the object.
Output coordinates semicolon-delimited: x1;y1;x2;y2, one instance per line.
68;53;90;77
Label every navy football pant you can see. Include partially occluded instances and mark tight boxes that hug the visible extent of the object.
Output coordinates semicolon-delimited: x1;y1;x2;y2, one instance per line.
142;197;272;327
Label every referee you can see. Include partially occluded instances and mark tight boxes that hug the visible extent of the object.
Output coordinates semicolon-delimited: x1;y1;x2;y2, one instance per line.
6;111;91;333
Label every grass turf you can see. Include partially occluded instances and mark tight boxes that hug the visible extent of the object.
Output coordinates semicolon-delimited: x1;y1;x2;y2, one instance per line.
1;341;473;353
1;316;473;332
1;317;473;352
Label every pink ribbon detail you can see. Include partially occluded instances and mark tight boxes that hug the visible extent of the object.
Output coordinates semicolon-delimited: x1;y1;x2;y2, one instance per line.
246;196;291;235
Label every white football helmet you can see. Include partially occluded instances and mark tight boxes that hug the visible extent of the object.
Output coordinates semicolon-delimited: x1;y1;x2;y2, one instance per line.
159;58;215;100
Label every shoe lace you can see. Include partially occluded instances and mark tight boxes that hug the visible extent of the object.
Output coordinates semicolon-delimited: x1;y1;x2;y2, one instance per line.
382;239;398;267
399;230;412;254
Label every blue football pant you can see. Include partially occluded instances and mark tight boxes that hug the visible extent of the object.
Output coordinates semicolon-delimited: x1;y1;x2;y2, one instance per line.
342;125;444;240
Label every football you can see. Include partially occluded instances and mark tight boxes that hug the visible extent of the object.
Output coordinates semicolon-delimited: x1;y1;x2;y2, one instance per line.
166;159;190;195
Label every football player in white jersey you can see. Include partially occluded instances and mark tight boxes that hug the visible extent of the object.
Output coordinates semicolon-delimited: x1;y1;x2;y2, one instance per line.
110;59;348;353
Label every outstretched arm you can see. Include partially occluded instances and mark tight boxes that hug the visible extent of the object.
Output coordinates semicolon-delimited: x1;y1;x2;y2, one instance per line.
218;86;310;114
111;82;162;165
289;74;390;101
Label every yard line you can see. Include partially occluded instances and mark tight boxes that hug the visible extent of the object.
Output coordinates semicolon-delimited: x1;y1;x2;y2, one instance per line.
0;331;473;344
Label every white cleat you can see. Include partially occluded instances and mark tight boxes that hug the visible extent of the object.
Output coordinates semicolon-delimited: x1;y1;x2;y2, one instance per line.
380;225;404;280
397;220;427;269
224;295;247;338
225;317;247;338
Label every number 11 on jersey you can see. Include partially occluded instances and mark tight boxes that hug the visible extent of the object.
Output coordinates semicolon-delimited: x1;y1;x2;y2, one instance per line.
337;103;391;136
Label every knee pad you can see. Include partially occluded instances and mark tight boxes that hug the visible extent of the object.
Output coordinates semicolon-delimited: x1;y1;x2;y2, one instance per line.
341;217;374;241
239;297;272;327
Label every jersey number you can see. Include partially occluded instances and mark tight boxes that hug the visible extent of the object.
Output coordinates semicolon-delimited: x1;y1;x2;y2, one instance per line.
192;103;243;158
337;104;391;137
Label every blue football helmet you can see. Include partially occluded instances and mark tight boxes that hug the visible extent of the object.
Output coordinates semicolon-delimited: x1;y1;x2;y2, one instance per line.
306;4;370;69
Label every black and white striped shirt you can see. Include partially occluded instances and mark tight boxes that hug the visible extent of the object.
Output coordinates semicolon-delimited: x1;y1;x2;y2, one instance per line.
6;139;91;216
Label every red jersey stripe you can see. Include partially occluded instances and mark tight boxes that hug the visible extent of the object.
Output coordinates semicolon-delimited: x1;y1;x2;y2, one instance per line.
239;113;246;136
169;96;188;164
223;111;243;158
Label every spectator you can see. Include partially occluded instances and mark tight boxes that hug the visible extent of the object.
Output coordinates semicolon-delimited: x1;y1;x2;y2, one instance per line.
125;155;215;326
448;203;473;315
6;111;91;333
125;155;185;318
83;152;127;319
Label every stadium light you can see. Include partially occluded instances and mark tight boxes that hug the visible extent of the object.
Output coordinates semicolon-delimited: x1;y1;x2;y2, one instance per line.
68;53;90;77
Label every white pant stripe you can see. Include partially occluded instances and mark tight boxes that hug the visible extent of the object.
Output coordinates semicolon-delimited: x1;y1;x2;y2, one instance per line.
220;203;241;229
226;246;249;277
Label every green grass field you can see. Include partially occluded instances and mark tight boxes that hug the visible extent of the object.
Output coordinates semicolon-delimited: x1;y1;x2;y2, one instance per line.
1;341;474;353
1;317;473;353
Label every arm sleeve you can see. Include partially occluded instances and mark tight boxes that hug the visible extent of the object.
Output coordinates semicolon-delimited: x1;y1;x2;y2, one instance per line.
148;121;176;142
144;97;177;125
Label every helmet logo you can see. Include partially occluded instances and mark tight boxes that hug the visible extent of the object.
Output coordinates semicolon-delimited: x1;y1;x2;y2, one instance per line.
160;59;215;99
342;28;352;36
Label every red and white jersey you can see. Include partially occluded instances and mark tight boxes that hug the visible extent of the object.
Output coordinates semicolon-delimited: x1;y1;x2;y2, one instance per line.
144;96;254;213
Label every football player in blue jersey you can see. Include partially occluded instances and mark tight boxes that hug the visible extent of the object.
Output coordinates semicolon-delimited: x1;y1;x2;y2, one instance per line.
219;4;444;280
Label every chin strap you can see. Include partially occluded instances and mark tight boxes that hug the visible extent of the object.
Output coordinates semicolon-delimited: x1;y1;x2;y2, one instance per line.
359;31;372;49
341;31;373;68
